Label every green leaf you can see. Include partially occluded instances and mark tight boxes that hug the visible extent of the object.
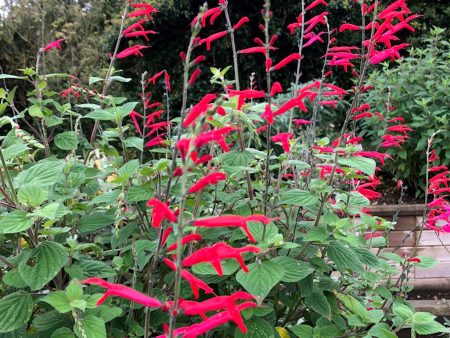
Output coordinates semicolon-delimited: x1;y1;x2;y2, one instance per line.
18;241;68;291
0;211;34;234
367;323;397;338
2;143;29;160
279;190;319;206
415;256;438;269
115;102;138;120
14;159;65;188
78;212;115;233
289;324;313;338
0;74;27;80
89;76;104;85
271;257;314;282
18;185;48;207
32;311;67;332
54;131;78;150
66;279;83;301
236;261;284;303
34;203;70;220
74;315;106;338
125;185;153;202
353;247;380;267
114;159;139;182
304;226;328;242
51;328;75;338
83;109;114;121
40;291;71;313
327;241;364;273
305;291;331;317
2;269;28;288
110;76;131;83
79;259;116;278
414;321;449;335
393;303;414;320
235;318;275;338
338;156;376;176
124;137;143;151
215;150;255;167
0;291;33;333
28;105;43;118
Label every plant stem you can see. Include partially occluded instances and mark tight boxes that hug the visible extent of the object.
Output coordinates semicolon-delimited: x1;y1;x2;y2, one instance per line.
0;148;18;204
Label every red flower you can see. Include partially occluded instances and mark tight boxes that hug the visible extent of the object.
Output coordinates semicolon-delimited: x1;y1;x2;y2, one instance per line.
129;110;143;136
194;126;237;152
167;234;203;252
353;112;372;120
183;94;217;127
116;45;148;59
364;233;383;240
294;119;311;127
163;259;214;299
271;53;302;71
228;89;266;111
42;38;64;52
233;17;250;31
306;0;328;11
273;97;307;116
81;277;162;307
339;23;360;32
261;104;275;125
146;198;177;228
123;30;157;41
189;172;227;193
192;214;274;243
123;19;148;35
128;3;158;20
270;82;283;97
182;242;260;276
272;132;294;153
407;257;421;263
189;68;202;85
199;31;228;51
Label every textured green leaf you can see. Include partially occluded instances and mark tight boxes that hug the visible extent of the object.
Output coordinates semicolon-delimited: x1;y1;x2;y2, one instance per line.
2;143;29;160
78;212;115;233
0;211;34;234
124;137;143;151
289;324;313;338
34;203;70;220
192;260;240;276
271;256;314;282
0;291;33;333
18;241;68;291
338;156;376;176
304;226;328;242
279;190;319;206
74;315;106;338
414;321;449;335
125;185;153;202
32;310;67;332
327;241;364;273
79;259;116;278
14;160;65;188
40;291;71;313
115;102;138;120
83;109;113;121
18;185;48;207
305;291;331;317
51;328;75;338
236;261;284;303
235;318;275;338
54;131;78;150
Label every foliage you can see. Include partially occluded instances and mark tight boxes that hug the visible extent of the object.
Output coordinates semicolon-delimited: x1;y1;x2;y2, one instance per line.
0;1;448;338
358;28;450;194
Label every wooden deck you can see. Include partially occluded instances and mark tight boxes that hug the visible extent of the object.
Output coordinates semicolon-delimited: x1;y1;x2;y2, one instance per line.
363;204;450;291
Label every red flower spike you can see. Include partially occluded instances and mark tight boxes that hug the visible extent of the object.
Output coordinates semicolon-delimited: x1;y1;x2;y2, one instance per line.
270;82;283;97
194;126;237;153
145;134;166;148
233;17;250;31
261;104;275;125
364;233;383;240
123;30;157;41
294;119;311;127
42;38;64;52
146;198;177;228
272;132;294;153
305;0;328;11
176;138;191;161
266;58;272;73
228;89;266;110
182;242;260;276
271;53;302;71
192;55;206;64
167;234;203;252
407;257;421;263
183;94;217;127
188;68;202;86
192;214;274;243
188;172;227;193
199;31;228;51
339;23;360;32
81;277;162;307
163;259;214;299
116;45;148;59
161;226;173;247
123;19;148;35
353;112;373;120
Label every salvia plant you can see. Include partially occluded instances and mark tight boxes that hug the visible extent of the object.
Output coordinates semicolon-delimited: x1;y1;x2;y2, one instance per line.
0;0;449;337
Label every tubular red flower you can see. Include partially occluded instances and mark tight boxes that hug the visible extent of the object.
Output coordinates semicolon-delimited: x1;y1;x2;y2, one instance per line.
42;38;64;52
116;45;148;59
188;68;202;85
306;0;328;11
182;242;260;276
123;30;157;41
188;172;227;193
294;119;311;127
339;23;360;32
272;132;294;153
270;82;283;97
192;55;206;64
192;214;274;243
261;104;274;125
161;226;173;247
194;126;237;152
228;89;266;110
199;31;228;51
233;17;250;30
81;277;162;307
167;234;203;252
271;53;302;71
163;259;214;299
353;112;373;120
183;94;217;127
146;198;177;228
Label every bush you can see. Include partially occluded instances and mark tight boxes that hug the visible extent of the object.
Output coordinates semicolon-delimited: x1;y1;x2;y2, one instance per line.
0;1;449;338
358;27;450;195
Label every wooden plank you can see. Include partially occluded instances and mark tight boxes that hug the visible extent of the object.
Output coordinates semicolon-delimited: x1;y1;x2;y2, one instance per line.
387;231;416;247
368;204;426;217
419;231;450;246
410;278;450;291
409;299;450;316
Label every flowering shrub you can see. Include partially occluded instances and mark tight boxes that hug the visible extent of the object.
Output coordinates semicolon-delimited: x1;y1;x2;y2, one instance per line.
0;0;449;337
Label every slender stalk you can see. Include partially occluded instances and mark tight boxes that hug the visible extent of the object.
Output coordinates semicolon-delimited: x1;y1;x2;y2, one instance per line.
89;0;129;146
0;148;18;204
140;72;148;163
